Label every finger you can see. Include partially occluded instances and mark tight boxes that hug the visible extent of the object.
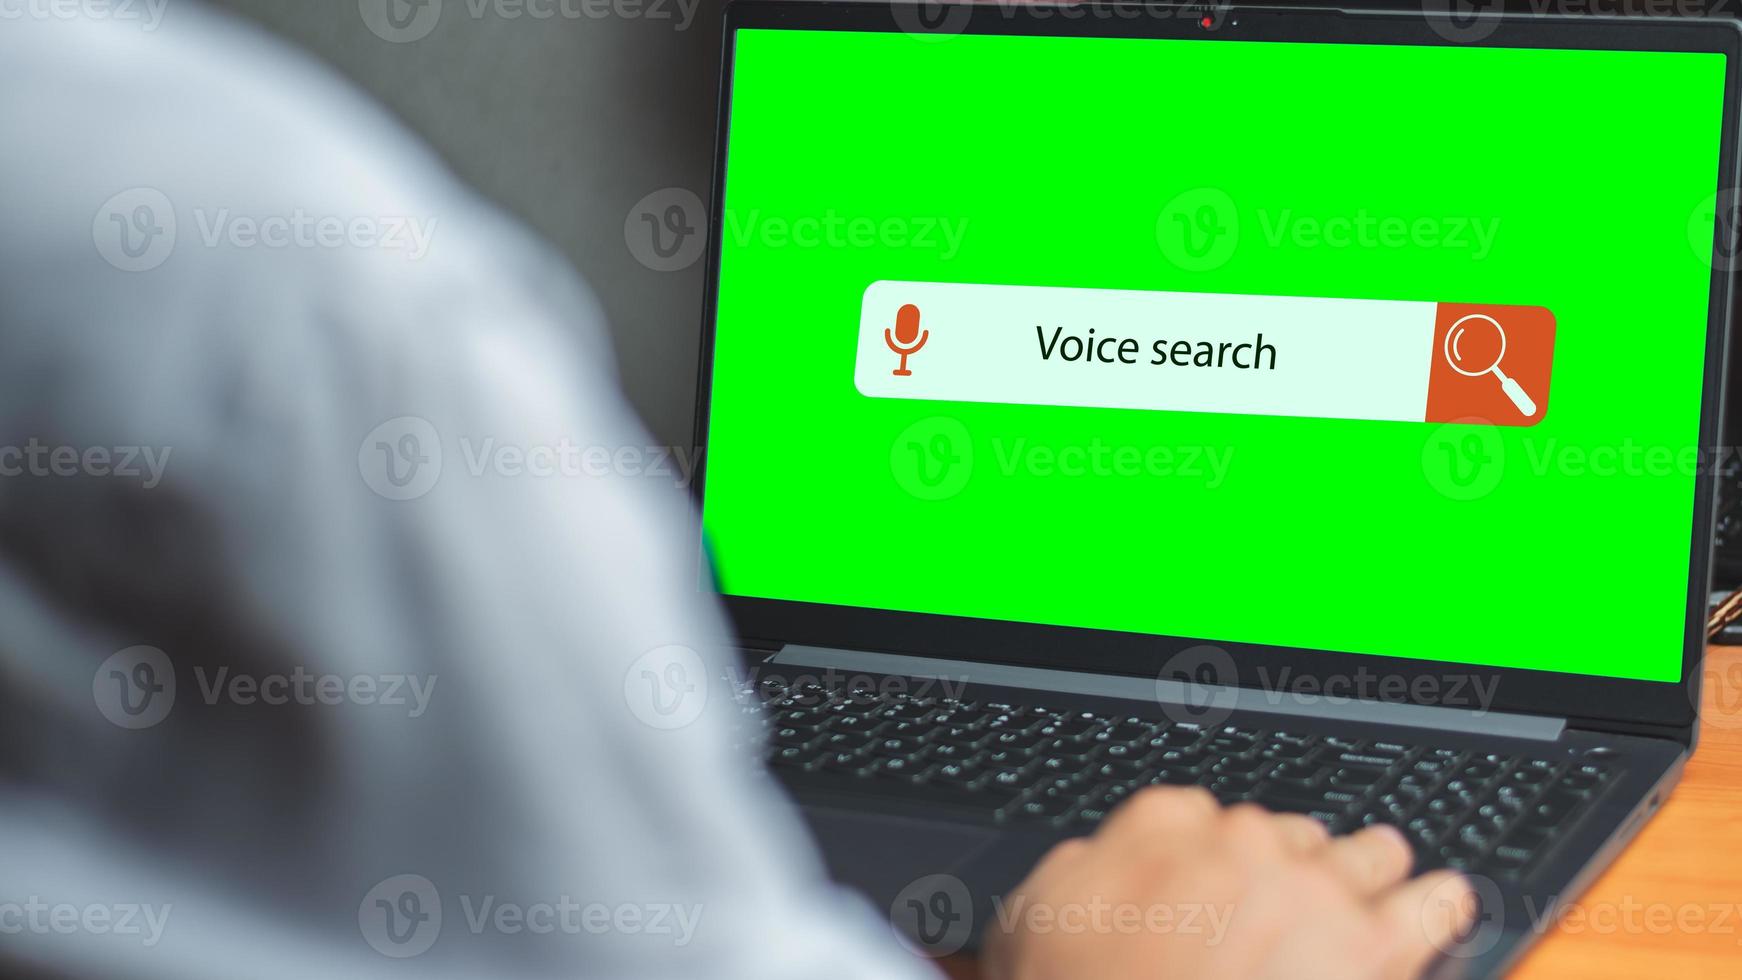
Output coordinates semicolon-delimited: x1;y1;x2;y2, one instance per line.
1376;870;1478;980
1320;823;1413;899
1215;803;1296;866
1271;812;1332;856
1096;785;1220;855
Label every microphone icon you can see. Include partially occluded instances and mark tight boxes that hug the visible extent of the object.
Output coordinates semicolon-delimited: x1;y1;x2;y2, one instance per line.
885;304;929;377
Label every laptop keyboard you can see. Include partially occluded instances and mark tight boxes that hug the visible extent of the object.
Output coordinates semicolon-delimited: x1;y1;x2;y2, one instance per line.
746;680;1614;881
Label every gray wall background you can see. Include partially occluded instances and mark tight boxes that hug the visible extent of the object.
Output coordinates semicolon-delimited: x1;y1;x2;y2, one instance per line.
206;0;726;449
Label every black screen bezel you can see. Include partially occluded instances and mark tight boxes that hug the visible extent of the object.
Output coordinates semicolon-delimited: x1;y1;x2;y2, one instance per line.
693;2;1742;740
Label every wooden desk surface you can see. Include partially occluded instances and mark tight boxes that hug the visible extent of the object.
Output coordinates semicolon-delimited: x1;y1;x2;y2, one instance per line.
942;646;1742;979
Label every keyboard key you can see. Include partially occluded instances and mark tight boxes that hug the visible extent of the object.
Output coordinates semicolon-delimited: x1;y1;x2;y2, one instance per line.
1459;762;1501;782
1259;739;1313;760
1490;846;1533;874
1211;773;1262;797
1530;790;1587;824
1269;762;1321;787
1041;716;1101;740
773;727;825;751
1213;755;1266;776
1071;805;1111;827
1254;786;1355;818
1159;748;1208;771
991;730;1046;751
1331;767;1385;790
1094;759;1153;782
1004;791;1077;824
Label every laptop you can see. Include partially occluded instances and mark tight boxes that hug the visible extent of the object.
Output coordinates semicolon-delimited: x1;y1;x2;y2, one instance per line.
691;3;1740;974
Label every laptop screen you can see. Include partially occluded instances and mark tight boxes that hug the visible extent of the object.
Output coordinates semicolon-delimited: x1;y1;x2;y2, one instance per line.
701;26;1730;684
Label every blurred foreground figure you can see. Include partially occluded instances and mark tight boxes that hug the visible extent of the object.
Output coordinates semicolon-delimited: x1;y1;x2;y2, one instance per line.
0;8;1468;979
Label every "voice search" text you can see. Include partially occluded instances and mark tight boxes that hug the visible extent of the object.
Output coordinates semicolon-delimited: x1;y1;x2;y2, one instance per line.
1036;326;1278;371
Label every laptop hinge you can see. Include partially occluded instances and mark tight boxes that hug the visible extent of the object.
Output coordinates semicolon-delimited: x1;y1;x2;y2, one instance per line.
772;645;1568;742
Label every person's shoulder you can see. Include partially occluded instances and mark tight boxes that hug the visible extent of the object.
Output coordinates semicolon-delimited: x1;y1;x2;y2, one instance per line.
0;8;608;455
2;8;600;369
2;8;449;211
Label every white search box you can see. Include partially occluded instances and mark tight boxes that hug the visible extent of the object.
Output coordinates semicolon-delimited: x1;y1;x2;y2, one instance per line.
855;280;1554;427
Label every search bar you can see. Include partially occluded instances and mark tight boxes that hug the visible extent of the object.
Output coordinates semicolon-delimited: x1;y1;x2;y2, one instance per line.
856;281;1555;427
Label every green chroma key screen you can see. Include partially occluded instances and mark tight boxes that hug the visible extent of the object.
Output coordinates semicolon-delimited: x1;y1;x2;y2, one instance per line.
702;27;1728;683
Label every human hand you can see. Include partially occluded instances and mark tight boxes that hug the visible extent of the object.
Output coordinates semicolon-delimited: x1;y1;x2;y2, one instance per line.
982;787;1475;980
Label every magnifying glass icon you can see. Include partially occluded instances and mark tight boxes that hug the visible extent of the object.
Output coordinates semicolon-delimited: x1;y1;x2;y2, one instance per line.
1444;314;1538;418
